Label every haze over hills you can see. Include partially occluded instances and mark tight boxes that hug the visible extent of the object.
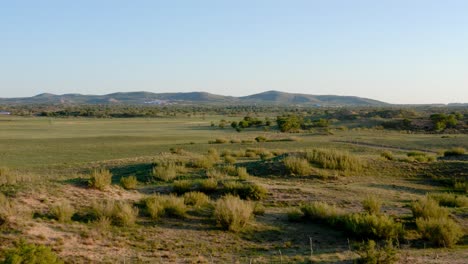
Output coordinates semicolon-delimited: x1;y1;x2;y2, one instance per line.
0;90;389;106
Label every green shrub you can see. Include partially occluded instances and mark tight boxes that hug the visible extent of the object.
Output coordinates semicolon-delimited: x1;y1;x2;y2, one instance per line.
145;195;166;219
0;193;15;225
112;201;139;226
362;195;382;215
88;168;112;190
453;181;468;193
91;200;138;226
220;164;238;176
50;201;75;223
287;208;304;222
2;241;63;264
163;195;187;217
145;194;188;219
191;155;215;169
152;162;177;181
197;178;218;193
305;149;364;171
236;167;250;180
90;200;115;219
342;213;403;240
213;195;254;232
206;168;227;179
183;192;210;207
416;217;463;247
120;175;138;190
444;147;466;156
356;240;398;264
172;180;193;195
300;201;343;224
253;203;265;216
428;193;468;207
283;156;312;176
224;155;237;164
222;181;267;200
380;151;394;160
410;197;449;219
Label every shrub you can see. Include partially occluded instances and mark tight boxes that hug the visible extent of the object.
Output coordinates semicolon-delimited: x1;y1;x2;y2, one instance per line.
172;180;193;195
410;197;449;219
206;168;227;179
120;175;138;190
209;138;227;144
362;195;382;215
453;181;468;193
283;156;312;176
356;240;398;264
0;193;15;225
213;195;254;232
222;181;267;200
164;195;187;217
253;203;265;216
145;195;166;219
2;241;63;264
88;168;112;190
50;201;75;223
416;217;463;247
183;192;210;207
191;155;215;169
428;193;468;207
380;151;394;160
255;136;267;142
152;162;177;181
287;208;304;222
444;147;466;156
224;155;237;164
305;149;364;172
236;167;250;180
220;164;237;176
198;178;219;193
91;200;138;226
112;201;138;226
407;151;425;157
342;213;403;240
300;202;343;224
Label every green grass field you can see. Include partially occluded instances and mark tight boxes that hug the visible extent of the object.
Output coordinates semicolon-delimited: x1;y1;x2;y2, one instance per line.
1;116;467;263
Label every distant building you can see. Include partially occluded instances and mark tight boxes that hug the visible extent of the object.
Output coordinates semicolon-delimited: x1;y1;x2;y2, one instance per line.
0;111;11;115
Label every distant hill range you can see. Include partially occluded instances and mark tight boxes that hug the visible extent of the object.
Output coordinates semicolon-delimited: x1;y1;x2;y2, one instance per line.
0;90;389;106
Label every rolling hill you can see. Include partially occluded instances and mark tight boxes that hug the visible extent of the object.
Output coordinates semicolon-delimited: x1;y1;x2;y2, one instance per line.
0;90;388;106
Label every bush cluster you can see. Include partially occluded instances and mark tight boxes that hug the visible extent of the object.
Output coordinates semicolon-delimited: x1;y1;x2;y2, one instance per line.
305;149;364;171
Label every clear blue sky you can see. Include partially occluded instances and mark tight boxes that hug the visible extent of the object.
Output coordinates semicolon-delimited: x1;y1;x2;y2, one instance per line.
1;0;467;104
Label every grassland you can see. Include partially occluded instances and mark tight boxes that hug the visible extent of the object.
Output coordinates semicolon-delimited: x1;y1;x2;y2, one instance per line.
0;116;467;263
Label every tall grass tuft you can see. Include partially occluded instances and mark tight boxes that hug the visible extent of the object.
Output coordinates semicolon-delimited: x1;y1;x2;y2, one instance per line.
305;149;364;171
410;197;449;219
112;201;139;226
183;191;210;207
50;201;75;223
88;168;112;190
300;201;343;224
120;175;138;190
283;156;312;176
213;195;254;232
152;161;178;181
145;194;187;219
362;195;382;215
444;147;466;156
236;167;250;180
428;193;468;207
416;217;463;247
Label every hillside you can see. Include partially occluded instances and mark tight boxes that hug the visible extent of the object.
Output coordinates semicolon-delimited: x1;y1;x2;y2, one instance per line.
0;90;388;106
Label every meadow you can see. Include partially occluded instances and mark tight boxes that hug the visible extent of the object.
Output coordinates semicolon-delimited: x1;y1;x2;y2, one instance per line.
0;115;467;263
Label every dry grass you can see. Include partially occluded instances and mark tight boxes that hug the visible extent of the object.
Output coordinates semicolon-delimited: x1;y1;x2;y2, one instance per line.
213;195;254;232
362;195;382;215
88;168;112;191
283;156;312;176
305;149;364;172
50;201;75;223
120;175;138;190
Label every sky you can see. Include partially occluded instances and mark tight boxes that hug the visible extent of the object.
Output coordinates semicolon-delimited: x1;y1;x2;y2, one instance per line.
1;0;467;104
